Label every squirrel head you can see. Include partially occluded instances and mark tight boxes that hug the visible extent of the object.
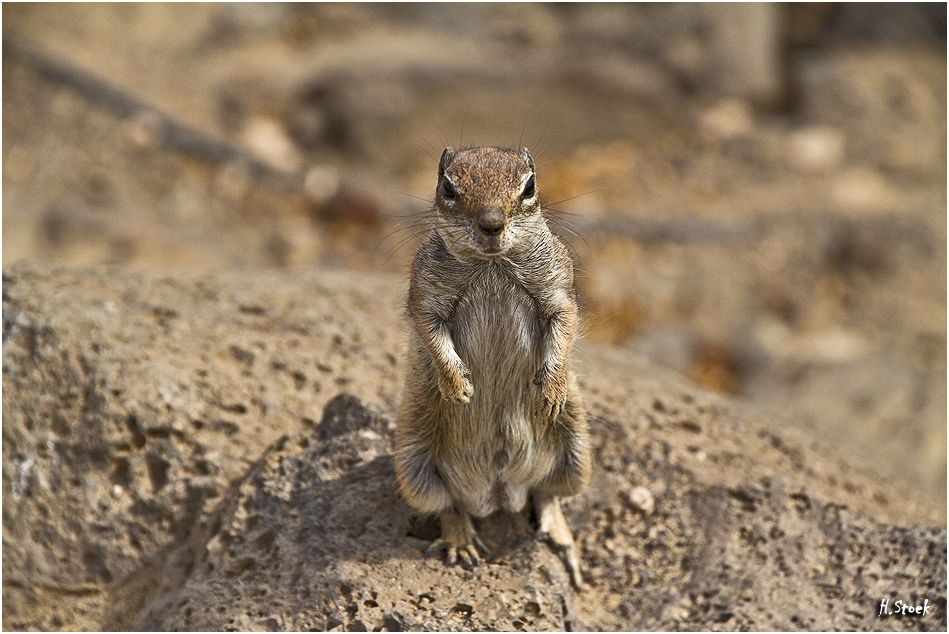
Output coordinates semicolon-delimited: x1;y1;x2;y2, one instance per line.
434;146;540;258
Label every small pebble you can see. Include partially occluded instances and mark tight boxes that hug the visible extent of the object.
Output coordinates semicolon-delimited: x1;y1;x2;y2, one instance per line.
628;486;655;515
304;165;341;207
242;116;303;173
786;125;845;174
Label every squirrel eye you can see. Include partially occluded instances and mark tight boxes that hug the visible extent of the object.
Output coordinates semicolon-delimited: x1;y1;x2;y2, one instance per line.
521;175;535;199
442;179;456;200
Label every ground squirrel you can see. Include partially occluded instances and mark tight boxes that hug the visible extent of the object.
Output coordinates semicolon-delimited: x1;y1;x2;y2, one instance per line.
395;146;591;587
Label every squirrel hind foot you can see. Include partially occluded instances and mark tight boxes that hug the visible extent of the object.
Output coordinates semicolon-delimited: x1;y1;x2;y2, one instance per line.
426;508;488;569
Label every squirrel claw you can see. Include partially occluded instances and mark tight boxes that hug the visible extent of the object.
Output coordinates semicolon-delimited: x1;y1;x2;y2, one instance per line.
424;509;487;571
425;539;481;569
533;367;567;420
456;545;480;569
439;375;474;404
534;393;565;421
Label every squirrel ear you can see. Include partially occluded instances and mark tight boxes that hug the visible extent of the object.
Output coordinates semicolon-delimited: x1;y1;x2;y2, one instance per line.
438;147;455;178
520;147;534;171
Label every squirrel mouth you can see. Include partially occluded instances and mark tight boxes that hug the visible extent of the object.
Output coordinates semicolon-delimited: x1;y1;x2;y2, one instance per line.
476;239;504;256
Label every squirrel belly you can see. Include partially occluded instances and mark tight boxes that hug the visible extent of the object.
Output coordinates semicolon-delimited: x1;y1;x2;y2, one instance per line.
409;254;553;518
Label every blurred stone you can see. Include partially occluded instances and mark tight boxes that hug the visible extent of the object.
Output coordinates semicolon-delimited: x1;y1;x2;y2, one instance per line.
831;167;894;213
699;99;754;143
241;116;303;173
628;486;655;516
303;164;342;207
786;125;846;174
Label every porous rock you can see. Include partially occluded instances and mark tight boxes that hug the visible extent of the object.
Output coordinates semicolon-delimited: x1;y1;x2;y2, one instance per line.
138;394;576;631
2;259;946;631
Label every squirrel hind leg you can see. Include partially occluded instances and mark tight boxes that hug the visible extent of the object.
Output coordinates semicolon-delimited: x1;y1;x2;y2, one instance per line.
395;445;453;514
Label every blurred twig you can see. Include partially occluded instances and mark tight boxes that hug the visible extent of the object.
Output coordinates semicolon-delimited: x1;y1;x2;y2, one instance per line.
2;35;304;194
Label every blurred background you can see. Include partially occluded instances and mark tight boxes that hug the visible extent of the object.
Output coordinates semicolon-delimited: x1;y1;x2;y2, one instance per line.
3;3;946;510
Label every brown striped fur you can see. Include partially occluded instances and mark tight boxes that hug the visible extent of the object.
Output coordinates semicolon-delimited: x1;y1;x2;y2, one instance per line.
395;147;590;586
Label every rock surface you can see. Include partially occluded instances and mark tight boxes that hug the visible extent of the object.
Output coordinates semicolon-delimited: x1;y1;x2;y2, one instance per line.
3;259;946;631
4;2;945;510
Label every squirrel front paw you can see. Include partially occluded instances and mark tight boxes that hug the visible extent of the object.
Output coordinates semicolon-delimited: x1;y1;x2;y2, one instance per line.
533;365;567;419
438;366;474;404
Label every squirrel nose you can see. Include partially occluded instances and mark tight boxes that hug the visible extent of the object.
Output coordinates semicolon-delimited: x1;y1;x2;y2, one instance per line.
477;207;505;237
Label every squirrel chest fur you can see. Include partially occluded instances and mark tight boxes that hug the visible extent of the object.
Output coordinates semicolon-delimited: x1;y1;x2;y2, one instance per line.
395;146;590;587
